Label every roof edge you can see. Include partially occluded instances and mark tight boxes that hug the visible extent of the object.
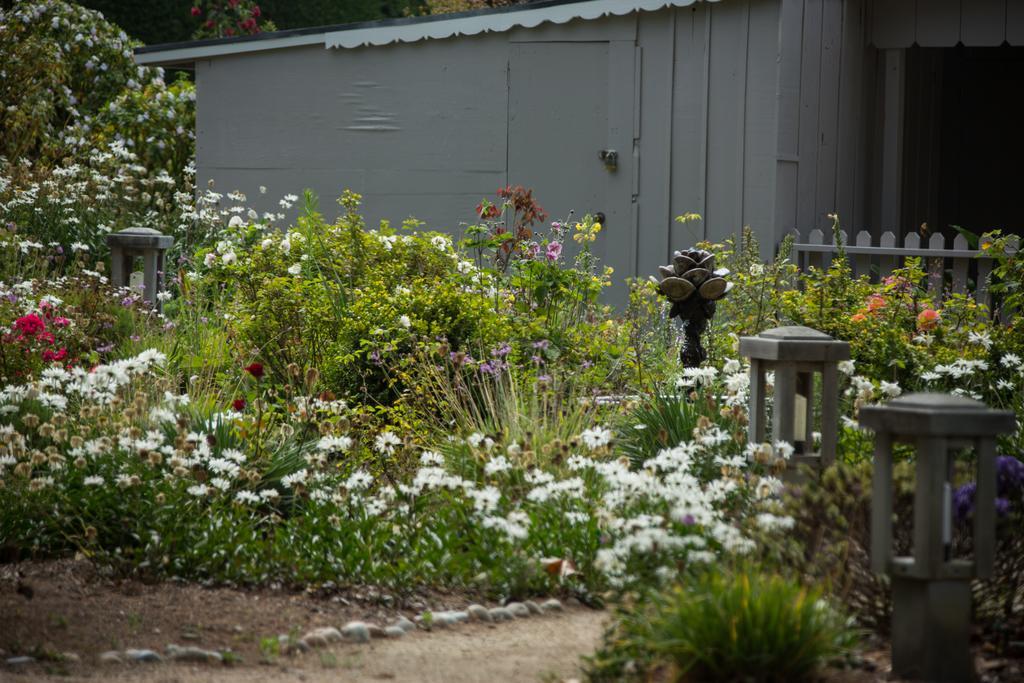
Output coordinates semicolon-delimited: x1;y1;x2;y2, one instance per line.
134;0;710;66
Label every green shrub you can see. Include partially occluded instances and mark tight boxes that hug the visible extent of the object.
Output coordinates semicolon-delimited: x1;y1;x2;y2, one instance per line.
586;566;858;682
195;191;507;406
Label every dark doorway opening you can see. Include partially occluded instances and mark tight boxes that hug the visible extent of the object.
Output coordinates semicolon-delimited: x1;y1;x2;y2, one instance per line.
901;45;1024;241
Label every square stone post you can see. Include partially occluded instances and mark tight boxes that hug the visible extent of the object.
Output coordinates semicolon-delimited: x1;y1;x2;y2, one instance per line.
105;227;174;311
859;393;1015;683
739;326;850;475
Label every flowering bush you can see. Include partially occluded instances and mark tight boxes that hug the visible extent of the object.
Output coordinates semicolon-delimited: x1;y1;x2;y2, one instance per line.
189;0;275;39
0;271;164;383
0;142;197;270
65;76;196;179
0;349;791;595
0;1;160;162
193;191;507;406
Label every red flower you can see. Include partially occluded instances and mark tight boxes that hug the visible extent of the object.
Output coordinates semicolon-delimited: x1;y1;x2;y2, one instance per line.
41;348;67;362
232;398;247;411
14;313;45;337
205;18;215;28
244;362;264;379
251;5;261;17
228;0;240;8
190;6;201;16
37;331;56;345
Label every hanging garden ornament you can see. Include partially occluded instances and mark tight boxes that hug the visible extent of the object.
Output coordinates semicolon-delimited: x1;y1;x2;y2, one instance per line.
654;247;732;367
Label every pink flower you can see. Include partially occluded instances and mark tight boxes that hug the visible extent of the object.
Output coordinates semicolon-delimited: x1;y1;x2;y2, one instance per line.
190;6;201;16
917;308;940;331
545;241;563;262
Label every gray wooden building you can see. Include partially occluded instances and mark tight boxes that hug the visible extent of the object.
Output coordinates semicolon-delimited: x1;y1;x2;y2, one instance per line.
136;0;1024;301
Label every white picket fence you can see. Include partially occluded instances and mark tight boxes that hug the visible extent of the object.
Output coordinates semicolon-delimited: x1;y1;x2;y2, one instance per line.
791;229;1019;317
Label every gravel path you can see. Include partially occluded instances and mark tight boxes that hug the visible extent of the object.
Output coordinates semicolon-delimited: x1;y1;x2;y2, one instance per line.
13;608;606;682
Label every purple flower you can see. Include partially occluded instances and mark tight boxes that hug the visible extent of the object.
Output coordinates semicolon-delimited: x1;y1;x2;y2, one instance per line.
369;349;382;366
95;343;114;354
996;456;1024;497
996;497;1012;517
545;241;562;262
681;514;696;526
954;482;977;523
491;343;511;358
532;339;549;350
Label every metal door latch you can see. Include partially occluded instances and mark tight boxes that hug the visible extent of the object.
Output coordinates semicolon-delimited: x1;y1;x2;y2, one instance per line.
598;149;618;171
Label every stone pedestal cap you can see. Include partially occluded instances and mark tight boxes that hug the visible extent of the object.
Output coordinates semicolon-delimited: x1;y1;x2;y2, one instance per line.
105;227;174;250
738;325;851;362
859;393;1016;437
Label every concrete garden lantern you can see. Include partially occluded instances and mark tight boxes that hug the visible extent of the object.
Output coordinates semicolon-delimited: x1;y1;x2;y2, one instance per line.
738;326;849;471
106;227;174;311
859;393;1015;683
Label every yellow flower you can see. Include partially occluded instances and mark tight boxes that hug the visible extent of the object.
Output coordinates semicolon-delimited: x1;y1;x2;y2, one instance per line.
592;222;602;232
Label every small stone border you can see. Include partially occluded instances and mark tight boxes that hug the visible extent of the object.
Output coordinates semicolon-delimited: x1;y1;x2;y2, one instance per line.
3;598;566;668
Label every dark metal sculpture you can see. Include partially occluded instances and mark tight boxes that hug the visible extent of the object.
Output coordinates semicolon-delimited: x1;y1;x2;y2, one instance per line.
655;248;732;367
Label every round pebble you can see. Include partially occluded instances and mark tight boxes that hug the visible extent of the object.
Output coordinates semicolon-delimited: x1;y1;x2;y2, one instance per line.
394;616;416;633
310;626;342;643
367;624;387;639
449;610;469;623
384;625;406;638
541;598;564;613
6;656;34;666
99;651;123;664
506;602;530;618
299;633;328;649
342;621;371;644
467;604;492;622
525;601;543;615
488;606;514;622
166;645;222;663
124;649;163;663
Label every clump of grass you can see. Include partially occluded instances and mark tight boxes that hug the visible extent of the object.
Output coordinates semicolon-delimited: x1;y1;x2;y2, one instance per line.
586;565;859;682
617;388;718;469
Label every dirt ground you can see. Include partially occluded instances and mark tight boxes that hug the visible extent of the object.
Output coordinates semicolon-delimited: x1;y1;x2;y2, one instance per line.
2;559;1022;683
0;558;605;681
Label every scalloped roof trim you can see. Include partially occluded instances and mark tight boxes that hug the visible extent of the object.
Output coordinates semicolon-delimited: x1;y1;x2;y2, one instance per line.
326;0;709;49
